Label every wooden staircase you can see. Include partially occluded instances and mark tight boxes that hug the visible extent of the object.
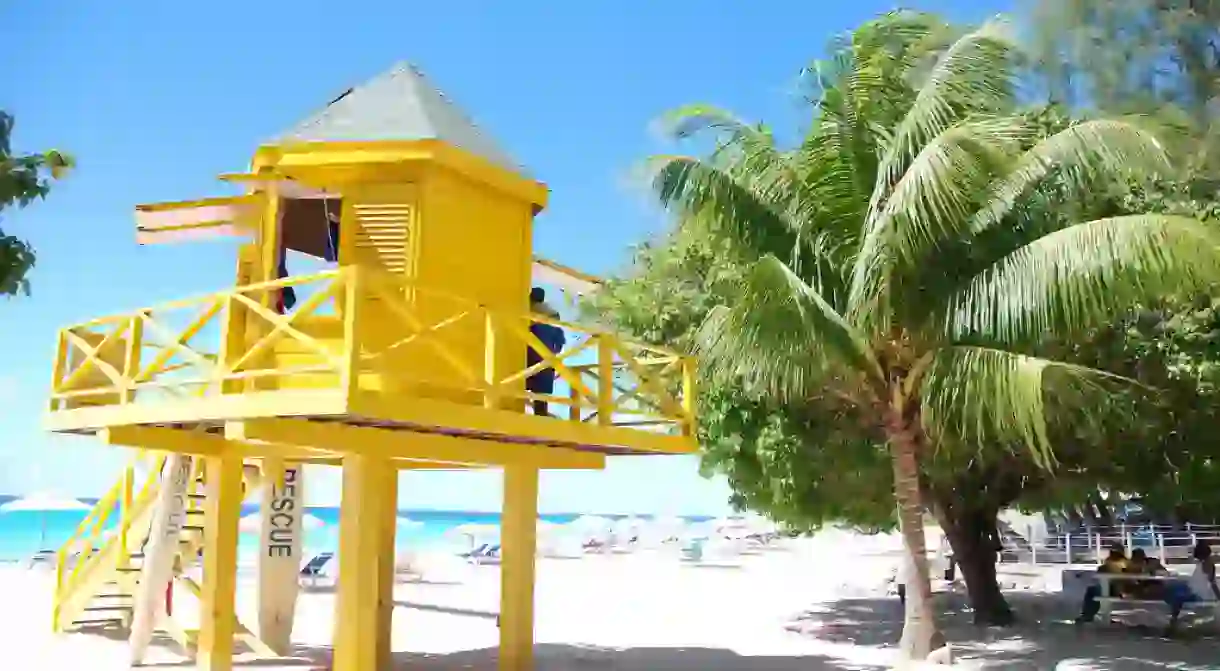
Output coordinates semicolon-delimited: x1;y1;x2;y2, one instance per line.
52;452;271;656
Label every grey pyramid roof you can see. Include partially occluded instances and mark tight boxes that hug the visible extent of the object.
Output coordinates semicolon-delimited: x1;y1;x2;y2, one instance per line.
274;62;525;175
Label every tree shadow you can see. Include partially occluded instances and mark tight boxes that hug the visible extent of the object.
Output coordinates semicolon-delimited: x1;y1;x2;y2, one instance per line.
785;591;1220;670
275;643;875;670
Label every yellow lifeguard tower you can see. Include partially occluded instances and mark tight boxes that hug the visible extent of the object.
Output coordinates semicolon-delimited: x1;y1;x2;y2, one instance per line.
45;63;696;671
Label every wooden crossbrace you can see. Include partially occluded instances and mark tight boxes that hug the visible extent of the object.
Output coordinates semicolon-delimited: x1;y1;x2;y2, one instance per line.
59;324;131;391
227;282;343;373
370;278;480;384
135;302;223;382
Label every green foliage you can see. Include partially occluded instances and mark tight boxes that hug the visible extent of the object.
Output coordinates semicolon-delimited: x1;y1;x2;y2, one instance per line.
0;111;72;297
586;230;897;532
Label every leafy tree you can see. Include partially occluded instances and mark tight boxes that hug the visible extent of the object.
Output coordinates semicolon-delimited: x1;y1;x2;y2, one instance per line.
1024;0;1220;175
0;111;71;296
615;11;1220;659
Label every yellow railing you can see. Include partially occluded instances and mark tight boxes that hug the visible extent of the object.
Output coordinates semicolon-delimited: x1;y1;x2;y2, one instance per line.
52;451;166;629
48;267;697;436
49;271;349;409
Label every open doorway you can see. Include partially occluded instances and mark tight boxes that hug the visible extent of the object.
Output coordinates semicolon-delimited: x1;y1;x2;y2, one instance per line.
277;196;342;312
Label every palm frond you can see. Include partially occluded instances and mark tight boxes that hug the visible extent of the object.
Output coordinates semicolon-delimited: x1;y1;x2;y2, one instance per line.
969;118;1172;235
867;18;1016;224
645;155;799;264
920;345;1132;468
696;255;883;403
846;115;1029;333
944;215;1220;346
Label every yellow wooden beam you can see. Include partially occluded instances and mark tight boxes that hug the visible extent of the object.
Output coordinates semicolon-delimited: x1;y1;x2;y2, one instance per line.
304;457;484;469
100;425;336;461
229;419;606;470
44;389;349;433
350;392;695;456
499;465;539;671
332;454;397;671
196;452;244;671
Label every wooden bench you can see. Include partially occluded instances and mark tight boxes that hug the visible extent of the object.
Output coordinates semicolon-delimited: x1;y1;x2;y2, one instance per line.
1093;573;1219;626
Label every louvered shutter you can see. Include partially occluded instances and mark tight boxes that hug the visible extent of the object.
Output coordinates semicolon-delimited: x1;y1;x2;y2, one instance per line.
343;187;413;279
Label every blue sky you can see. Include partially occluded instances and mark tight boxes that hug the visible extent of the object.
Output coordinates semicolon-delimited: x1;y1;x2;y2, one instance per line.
0;0;1007;513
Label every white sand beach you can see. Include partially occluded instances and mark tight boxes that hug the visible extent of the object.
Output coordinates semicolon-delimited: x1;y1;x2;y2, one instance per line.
3;531;1218;670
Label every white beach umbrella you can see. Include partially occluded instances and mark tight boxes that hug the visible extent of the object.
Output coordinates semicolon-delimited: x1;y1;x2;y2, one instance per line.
238;512;325;534
612;516;643;535
1;491;91;548
449;523;500;540
568;515;613;532
0;492;89;512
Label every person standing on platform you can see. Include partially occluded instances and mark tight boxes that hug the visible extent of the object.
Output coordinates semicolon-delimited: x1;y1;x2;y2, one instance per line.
526;287;564;416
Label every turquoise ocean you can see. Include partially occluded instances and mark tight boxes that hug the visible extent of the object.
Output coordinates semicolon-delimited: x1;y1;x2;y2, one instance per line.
0;497;712;563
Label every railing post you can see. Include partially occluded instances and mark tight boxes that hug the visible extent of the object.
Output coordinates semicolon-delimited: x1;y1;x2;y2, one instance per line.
681;356;698;437
341;267;363;401
49;331;69;412
1065;533;1072;565
119;466;134;554
596;337;614;427
1157;533;1166;564
483;308;499;411
120;315;144;404
568;382;580;422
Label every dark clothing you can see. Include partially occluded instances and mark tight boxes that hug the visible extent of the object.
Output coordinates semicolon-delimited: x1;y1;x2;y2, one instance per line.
275;218;338;313
1080;584;1103;620
526;322;565;415
277;255;296;313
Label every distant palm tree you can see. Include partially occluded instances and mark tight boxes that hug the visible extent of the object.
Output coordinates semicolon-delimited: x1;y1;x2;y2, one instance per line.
646;11;1220;660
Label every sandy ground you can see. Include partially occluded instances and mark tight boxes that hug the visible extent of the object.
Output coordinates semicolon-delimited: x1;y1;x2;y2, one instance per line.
3;532;1218;670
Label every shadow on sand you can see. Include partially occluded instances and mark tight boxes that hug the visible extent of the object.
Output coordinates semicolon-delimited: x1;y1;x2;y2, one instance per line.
123;590;1220;670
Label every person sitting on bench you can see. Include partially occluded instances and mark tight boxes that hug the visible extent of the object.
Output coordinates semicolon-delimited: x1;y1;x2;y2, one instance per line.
1164;541;1220;635
1076;544;1128;623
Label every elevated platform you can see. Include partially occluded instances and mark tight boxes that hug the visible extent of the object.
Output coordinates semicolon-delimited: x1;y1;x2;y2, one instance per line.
47;267;697;459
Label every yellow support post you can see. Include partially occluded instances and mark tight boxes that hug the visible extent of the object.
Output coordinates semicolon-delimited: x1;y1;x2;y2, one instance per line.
196;452;244;671
498;464;539;671
332;455;398;671
377;465;400;663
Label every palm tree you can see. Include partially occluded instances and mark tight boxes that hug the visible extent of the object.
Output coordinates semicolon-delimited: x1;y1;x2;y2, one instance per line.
646;12;1220;660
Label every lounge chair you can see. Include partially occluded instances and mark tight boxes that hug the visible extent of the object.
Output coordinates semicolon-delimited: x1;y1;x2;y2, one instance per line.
28;549;57;568
299;552;335;587
460;544;500;565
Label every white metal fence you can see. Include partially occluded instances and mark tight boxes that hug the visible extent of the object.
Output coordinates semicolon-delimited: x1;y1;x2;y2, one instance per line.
1000;524;1220;565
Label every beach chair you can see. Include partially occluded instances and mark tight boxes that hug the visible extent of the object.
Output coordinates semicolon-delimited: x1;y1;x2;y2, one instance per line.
299;552;335;587
28;549;56;568
458;543;500;565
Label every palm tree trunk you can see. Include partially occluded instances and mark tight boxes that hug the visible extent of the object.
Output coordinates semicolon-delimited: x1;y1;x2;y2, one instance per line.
886;409;944;662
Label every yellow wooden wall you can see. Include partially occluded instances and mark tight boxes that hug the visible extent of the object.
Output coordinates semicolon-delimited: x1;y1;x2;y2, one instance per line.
333;166;534;406
411;166;533;405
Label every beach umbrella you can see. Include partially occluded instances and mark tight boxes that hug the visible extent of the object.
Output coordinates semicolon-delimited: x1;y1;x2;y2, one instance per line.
568;515;613;532
0;492;89;512
449;523;500;540
397;516;425;529
1;491;90;548
238;512;325;534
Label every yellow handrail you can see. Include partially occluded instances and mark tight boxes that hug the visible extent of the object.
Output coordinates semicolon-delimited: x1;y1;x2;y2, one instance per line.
54;452;166;604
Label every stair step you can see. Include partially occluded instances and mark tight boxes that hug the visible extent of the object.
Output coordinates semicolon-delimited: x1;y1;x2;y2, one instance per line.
83;605;132;613
182;525;204;532
94;593;132;599
71;617;126;627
